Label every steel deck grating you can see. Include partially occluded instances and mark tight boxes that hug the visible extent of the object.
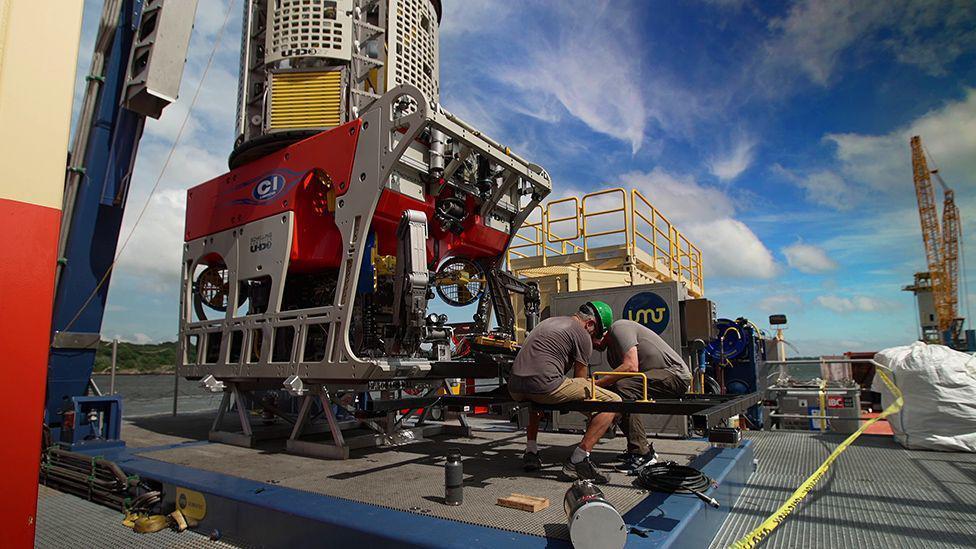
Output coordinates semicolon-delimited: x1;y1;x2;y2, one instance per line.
139;425;711;540
709;430;976;548
35;484;245;548
114;413;712;541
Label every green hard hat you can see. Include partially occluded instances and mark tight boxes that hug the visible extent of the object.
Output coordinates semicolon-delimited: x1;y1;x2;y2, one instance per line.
581;300;613;337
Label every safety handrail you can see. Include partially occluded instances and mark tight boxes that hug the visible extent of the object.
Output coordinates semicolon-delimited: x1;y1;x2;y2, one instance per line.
506;186;704;292
507;206;545;261
545;196;581;243
632;189;677;278
581;188;628;260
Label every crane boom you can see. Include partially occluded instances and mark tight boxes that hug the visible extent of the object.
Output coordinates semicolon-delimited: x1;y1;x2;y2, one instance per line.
910;135;961;342
942;189;960;324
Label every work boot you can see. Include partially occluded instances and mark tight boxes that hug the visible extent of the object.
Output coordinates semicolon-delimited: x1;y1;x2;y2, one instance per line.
616;451;659;474
615;442;657;463
523;452;542;472
563;457;610;485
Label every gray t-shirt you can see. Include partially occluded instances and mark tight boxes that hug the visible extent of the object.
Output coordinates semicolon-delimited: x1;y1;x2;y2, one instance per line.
606;320;690;380
508;316;593;394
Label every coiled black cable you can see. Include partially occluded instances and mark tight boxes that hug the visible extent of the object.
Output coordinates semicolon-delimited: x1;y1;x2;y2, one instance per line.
635;461;719;508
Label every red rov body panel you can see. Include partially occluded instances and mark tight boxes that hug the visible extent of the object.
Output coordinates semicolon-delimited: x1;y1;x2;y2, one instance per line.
185;120;510;271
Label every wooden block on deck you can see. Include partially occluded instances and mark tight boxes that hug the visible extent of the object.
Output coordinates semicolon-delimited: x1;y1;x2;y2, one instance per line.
496;493;551;512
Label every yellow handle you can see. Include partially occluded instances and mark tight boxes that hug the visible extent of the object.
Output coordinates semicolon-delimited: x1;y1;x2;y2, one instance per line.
588;371;653;403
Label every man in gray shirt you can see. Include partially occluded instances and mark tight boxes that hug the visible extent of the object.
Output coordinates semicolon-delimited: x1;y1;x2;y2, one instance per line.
508;301;620;484
595;319;691;471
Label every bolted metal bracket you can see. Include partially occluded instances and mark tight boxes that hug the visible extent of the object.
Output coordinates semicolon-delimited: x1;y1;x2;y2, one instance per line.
199;375;225;393
283;375;307;396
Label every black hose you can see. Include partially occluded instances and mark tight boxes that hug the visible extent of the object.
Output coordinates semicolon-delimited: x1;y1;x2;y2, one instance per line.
635;461;719;508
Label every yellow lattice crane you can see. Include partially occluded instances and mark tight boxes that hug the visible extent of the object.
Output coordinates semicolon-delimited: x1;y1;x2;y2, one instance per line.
907;135;963;344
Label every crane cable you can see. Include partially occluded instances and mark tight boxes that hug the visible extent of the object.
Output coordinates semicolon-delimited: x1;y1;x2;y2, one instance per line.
61;0;236;333
730;366;904;549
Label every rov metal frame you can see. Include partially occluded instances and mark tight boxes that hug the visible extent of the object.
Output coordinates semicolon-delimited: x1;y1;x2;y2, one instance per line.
179;84;551;386
367;391;762;431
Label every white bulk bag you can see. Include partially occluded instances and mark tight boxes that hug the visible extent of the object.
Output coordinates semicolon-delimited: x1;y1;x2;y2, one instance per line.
873;342;976;452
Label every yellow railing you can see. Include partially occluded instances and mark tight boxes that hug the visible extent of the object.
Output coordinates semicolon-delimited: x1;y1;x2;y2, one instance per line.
632;188;676;276
546;196;581;243
581;188;629;257
587;371;652;402
506;187;704;292
507;206;545;260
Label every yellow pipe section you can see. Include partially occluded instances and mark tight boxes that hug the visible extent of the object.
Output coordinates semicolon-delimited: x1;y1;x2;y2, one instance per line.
587;371;653;403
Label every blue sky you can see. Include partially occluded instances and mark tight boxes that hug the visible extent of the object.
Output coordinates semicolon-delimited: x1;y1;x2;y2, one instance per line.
73;0;976;355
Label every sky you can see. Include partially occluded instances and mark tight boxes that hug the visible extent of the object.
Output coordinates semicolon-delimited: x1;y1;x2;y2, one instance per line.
72;0;976;356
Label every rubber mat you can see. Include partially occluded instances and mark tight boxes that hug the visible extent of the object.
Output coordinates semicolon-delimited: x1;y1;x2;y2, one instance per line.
709;430;976;548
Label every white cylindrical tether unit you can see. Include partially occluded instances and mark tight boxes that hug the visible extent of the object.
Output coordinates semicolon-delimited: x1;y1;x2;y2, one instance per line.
232;0;441;167
563;481;627;549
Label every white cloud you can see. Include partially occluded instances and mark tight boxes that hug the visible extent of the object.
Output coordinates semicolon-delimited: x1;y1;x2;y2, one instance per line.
111;332;155;345
763;1;976;87
826;88;976;193
115;189;189;291
621;168;779;279
783;242;838;274
816;294;896;314
501;1;647;153
441;0;515;37
709;134;756;181
686;218;778;280
757;293;802;312
772;165;858;211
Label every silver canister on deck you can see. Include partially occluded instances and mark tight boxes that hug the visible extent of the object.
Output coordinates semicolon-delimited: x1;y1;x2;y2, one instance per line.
563;480;626;549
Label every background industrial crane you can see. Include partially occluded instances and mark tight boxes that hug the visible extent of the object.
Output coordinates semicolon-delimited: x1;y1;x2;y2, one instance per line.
908;135;965;346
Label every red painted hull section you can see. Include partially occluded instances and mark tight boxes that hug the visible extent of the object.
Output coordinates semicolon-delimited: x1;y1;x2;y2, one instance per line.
185;121;510;270
0;197;61;546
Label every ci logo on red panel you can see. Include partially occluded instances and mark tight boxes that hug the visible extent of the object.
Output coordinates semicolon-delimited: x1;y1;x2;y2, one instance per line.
253;174;285;202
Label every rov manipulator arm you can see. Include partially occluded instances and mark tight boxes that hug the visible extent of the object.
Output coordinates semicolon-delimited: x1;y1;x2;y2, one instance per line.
476;263;541;339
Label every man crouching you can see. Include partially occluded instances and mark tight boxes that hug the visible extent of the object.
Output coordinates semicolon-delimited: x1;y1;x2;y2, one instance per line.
507;301;619;484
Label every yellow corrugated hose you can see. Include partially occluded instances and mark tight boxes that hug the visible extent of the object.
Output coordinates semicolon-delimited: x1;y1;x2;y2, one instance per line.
730;367;904;549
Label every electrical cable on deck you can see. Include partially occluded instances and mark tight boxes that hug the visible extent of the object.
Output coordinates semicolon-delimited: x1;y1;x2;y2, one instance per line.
635;461;719;508
730;367;904;549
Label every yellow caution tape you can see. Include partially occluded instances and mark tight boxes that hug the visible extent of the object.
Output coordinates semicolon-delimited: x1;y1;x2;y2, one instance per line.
730;368;903;549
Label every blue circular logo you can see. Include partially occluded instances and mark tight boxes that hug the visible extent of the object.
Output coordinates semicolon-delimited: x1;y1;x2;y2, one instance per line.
622;292;670;334
252;174;285;202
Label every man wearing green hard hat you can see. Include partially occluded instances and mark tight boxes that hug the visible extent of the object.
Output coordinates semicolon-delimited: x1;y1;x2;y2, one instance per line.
509;298;692;482
594;316;692;473
507;300;620;484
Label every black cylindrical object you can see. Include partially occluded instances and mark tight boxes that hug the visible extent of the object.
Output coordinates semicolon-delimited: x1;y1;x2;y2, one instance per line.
563;480;626;549
445;448;463;506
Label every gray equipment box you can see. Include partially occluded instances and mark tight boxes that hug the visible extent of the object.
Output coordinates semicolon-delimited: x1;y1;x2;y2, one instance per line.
769;383;861;434
548;282;691;437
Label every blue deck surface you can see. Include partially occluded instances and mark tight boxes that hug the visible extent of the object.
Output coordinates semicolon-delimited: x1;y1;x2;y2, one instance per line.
84;438;754;548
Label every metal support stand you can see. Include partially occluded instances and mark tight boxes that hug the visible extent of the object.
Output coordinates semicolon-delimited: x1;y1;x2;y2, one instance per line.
285;383;474;460
208;383;328;448
286;387;357;459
